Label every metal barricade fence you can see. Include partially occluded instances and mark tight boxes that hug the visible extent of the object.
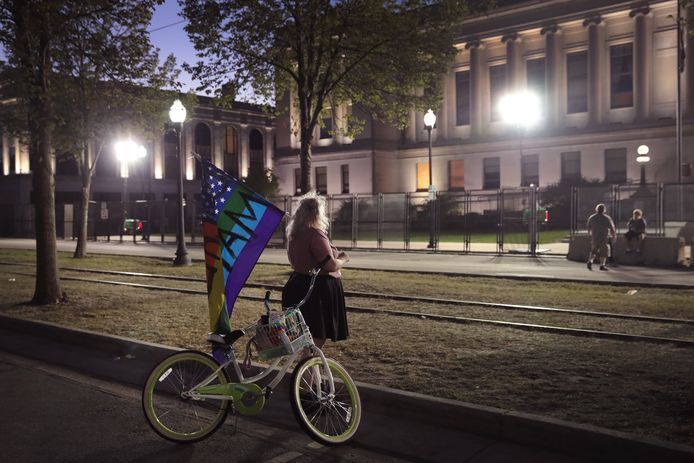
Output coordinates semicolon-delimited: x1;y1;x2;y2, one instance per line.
14;183;692;257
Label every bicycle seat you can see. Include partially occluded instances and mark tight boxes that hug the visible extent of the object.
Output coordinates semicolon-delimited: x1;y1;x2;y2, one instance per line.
206;330;245;346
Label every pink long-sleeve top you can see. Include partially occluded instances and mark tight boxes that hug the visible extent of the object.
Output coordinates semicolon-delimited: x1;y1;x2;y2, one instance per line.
287;227;341;278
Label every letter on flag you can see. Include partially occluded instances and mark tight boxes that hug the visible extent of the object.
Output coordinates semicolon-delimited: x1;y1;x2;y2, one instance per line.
201;159;284;336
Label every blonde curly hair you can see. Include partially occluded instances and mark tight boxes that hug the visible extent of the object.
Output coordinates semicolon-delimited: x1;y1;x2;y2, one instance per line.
286;191;329;239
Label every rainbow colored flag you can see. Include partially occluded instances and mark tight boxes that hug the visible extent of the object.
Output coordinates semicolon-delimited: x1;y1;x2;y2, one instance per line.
200;159;284;336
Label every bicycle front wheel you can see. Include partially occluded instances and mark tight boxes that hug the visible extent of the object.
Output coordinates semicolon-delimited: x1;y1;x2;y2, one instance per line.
289;356;361;445
142;350;230;443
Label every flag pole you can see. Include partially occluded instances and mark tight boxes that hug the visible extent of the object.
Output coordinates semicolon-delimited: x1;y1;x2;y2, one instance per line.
677;0;684;185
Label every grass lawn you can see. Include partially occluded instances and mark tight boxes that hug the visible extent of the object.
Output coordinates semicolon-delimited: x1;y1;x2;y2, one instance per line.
0;248;692;447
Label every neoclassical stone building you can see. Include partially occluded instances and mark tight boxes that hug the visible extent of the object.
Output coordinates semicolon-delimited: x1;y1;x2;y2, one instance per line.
0;97;274;236
274;0;694;195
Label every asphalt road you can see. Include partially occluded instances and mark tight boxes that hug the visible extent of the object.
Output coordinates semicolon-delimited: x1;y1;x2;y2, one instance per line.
0;344;589;463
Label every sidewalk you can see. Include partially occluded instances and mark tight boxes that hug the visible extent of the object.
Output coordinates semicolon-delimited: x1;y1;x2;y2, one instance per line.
0;238;691;288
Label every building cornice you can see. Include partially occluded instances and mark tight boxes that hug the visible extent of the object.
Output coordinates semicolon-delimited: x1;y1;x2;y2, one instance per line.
455;0;670;44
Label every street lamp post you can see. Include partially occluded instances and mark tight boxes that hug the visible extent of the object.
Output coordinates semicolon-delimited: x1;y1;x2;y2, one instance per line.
423;109;437;249
115;139;147;243
636;144;651;185
169;99;191;266
499;91;542;255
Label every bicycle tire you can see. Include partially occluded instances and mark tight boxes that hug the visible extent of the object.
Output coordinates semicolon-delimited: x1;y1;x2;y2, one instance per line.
142;350;230;443
289;356;361;445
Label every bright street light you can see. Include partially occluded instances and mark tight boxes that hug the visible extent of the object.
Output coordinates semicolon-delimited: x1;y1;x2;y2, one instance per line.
499;91;542;128
170;99;191;266
114;139;147;243
423;109;437;250
636;144;651;185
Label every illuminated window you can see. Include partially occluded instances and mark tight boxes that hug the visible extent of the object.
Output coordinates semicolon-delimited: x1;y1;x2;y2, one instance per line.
416;162;429;192
521;154;539;187
483;157;500;190
449;160;464;190
610;43;633;109
489;64;507;122
567;51;588;113
455;70;470;126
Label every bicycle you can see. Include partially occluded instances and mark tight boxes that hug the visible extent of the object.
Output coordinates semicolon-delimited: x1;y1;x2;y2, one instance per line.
141;257;362;445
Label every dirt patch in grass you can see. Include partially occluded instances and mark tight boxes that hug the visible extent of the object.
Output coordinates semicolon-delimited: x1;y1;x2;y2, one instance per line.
0;250;693;447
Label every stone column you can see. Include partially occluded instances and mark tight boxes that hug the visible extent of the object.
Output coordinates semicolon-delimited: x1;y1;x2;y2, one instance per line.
685;6;694;118
631;6;650;121
584;15;603;126
2;132;9;176
466;40;483;138
264;126;274;171
542;24;560;128
184;121;194;180
153;135;163;179
239;124;249;178
502;32;522;92
213;122;224;168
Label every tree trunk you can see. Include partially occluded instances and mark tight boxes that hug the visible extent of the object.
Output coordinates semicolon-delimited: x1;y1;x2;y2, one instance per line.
31;102;62;304
73;177;90;258
300;126;313;194
73;142;92;258
31;22;62;304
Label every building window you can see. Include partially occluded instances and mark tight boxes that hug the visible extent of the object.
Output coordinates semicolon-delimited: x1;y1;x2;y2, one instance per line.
320;113;333;139
8;144;16;174
449;160;464;190
567;51;588;114
604;148;627;184
455;70;470;126
224;126;238;178
249;129;264;171
315;166;327;194
521;154;539;187
294;168;301;195
341;164;349;194
416;162;429;192
610;43;633;109
489;64;506;122
526;58;545;96
561;151;581;182
483;157;500;190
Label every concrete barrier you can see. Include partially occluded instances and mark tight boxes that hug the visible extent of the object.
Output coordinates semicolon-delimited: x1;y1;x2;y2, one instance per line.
567;234;684;267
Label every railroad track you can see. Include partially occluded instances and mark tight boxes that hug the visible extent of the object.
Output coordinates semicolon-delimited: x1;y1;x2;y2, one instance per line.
2;262;693;348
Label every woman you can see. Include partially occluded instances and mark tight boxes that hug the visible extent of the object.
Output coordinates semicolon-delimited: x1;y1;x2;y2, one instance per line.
282;192;349;348
624;209;647;254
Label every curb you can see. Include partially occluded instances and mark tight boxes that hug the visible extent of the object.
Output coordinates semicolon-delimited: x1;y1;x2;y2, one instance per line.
1;314;693;463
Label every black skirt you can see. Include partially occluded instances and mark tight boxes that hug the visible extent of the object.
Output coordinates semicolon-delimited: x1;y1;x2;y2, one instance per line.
281;272;348;341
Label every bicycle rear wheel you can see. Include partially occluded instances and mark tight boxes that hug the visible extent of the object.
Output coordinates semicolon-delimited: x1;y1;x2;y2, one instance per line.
289;356;361;445
142;350;230;443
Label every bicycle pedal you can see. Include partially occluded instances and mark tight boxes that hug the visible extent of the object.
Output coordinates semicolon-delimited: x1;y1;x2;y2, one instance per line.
264;387;273;400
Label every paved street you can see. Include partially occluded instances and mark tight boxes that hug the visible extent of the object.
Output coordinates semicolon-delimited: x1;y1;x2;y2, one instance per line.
0;349;589;463
1;238;691;287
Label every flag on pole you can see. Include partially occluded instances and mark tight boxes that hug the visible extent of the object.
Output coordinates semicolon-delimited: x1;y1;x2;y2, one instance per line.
200;159;284;335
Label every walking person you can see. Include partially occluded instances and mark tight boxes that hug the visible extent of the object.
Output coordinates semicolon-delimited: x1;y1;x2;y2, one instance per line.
586;203;616;271
625;209;647;254
282;192;349;348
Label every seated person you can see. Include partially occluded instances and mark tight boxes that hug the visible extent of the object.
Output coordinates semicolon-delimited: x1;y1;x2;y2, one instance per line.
624;209;647;254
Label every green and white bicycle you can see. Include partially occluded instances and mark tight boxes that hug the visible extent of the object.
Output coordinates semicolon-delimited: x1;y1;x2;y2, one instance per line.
141;258;361;445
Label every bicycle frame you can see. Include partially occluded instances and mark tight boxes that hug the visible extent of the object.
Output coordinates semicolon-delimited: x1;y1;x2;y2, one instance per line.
187;256;338;404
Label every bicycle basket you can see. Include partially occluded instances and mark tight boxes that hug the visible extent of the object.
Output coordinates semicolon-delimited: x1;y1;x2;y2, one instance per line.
247;310;312;360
